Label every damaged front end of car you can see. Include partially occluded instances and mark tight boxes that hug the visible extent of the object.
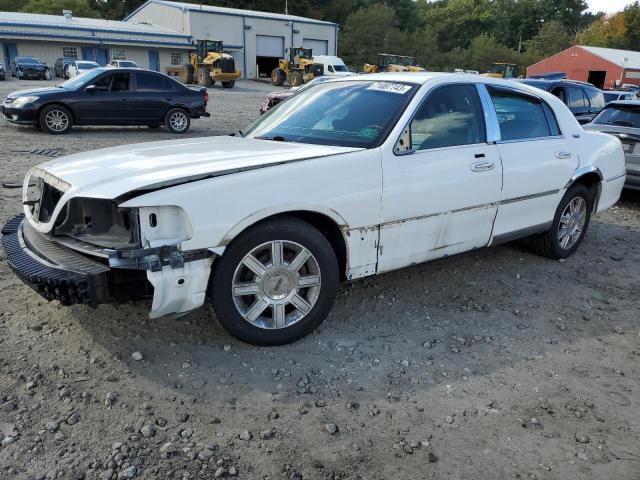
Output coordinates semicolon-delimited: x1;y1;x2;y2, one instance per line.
2;168;214;318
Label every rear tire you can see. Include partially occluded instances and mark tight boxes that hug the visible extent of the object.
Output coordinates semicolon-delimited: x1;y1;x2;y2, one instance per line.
222;81;235;89
210;218;339;346
39;104;72;134
164;108;190;134
196;67;213;87
528;184;592;259
271;68;285;86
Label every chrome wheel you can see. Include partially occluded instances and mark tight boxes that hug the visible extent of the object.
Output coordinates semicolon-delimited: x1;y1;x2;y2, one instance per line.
169;111;188;131
232;240;322;330
45;109;69;132
557;196;587;250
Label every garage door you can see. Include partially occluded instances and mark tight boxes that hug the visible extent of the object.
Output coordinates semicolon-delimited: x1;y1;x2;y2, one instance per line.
302;39;328;56
256;35;284;58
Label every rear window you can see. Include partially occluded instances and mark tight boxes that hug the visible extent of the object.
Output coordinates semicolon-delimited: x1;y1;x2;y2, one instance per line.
592;105;640;128
585;88;605;109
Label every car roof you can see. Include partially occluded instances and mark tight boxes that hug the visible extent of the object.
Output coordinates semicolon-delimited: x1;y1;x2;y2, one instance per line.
606;100;640;106
604;90;635;95
518;78;596;89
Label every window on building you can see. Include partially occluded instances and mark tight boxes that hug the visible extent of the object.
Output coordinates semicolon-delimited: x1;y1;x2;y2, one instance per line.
111;49;126;60
61;46;78;59
170;52;183;66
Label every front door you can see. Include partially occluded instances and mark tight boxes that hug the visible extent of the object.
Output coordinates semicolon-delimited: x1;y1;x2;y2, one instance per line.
487;85;579;240
74;72;136;123
4;43;17;71
378;83;503;272
148;50;160;71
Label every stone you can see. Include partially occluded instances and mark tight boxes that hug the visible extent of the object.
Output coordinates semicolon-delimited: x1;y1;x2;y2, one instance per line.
260;429;275;440
45;420;59;433
159;442;177;454
140;425;156;438
131;352;144;361
67;412;80;425
575;434;590;444
99;469;114;480
228;466;237;476
181;428;194;439
117;466;137;479
324;423;338;435
427;452;437;463
105;392;118;407
214;467;226;478
198;449;215;461
444;416;454;425
238;430;252;441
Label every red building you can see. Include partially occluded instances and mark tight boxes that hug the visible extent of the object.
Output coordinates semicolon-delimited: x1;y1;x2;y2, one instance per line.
527;45;640;90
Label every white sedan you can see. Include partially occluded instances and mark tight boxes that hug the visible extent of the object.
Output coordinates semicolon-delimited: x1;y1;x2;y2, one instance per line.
67;60;100;78
2;73;625;345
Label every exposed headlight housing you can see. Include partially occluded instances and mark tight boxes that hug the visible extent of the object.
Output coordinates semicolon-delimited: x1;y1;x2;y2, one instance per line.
12;96;39;108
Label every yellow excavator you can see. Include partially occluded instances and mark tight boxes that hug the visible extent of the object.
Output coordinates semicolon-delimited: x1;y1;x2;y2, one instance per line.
363;54;425;73
271;48;323;87
179;40;241;88
483;62;517;78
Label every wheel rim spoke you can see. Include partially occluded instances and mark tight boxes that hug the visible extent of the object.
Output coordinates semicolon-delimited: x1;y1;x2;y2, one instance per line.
271;241;284;267
290;294;311;314
242;254;267;278
288;249;310;272
273;303;286;328
298;274;321;288
245;298;269;322
233;282;261;296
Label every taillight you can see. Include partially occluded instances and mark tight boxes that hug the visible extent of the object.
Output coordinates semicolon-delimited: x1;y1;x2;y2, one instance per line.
204;92;208;104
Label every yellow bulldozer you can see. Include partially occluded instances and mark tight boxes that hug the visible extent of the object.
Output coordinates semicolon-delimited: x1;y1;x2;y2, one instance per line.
271;47;323;87
482;62;517;79
179;40;241;89
363;54;425;73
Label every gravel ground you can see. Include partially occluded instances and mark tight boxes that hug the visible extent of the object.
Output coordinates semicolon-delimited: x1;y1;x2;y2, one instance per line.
1;78;640;480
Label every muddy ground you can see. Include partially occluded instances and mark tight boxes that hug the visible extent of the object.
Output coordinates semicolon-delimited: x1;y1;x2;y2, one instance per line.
0;78;639;480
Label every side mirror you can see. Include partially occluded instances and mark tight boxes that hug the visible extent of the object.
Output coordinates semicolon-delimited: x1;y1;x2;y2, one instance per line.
85;85;97;93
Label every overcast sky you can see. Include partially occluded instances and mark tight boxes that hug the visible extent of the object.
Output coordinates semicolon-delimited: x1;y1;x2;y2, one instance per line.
587;0;635;13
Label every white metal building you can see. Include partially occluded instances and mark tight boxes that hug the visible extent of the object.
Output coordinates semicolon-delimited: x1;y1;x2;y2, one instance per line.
125;0;339;79
0;11;194;74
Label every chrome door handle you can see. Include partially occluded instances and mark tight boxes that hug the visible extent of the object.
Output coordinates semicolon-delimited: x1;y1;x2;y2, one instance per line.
555;150;571;159
470;161;495;172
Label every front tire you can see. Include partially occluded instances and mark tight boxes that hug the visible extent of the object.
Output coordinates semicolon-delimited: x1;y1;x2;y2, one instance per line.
210;218;339;346
196;67;212;87
287;70;303;87
271;68;285;86
43;69;51;80
39;104;72;134
529;183;592;259
164;108;190;133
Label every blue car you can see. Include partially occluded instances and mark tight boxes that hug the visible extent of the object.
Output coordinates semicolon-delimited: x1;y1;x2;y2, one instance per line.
10;56;51;80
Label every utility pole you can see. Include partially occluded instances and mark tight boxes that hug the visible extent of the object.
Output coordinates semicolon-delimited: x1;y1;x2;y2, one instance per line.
284;0;288;15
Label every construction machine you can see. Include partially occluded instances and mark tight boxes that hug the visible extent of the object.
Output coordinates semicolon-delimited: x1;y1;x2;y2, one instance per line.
179;40;241;89
271;48;323;87
482;62;517;79
363;54;425;73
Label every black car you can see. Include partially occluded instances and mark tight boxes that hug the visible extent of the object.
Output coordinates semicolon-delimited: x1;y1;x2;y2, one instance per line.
517;79;605;124
2;68;209;134
54;57;75;79
10;57;51;80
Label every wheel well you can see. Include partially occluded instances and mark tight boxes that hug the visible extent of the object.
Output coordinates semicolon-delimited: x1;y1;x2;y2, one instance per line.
235;211;348;280
571;172;601;211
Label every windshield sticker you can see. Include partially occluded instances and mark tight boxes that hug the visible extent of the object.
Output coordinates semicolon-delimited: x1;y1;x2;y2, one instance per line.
367;82;412;94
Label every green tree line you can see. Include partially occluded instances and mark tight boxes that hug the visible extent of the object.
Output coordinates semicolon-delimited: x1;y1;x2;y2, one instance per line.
3;0;640;73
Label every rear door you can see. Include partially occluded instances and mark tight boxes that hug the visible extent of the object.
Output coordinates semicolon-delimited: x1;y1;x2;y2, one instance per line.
489;86;579;241
132;71;172;122
566;86;591;123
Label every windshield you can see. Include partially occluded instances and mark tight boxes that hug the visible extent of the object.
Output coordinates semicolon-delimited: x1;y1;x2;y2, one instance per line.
244;80;417;148
77;62;98;70
592;105;640;128
18;57;40;64
333;64;348;72
58;69;103;89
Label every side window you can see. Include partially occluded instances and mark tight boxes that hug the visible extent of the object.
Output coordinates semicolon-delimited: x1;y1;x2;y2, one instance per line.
551;87;565;104
488;87;552;140
408;84;486;151
568;87;587;108
328;65;334;72
136;72;165;91
585;88;605;109
111;73;131;92
92;73;113;91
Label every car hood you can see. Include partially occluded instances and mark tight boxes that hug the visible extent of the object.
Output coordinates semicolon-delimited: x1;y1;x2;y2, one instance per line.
35;136;362;201
6;87;62;99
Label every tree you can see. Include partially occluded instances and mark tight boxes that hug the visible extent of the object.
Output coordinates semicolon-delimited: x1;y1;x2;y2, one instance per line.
525;20;573;58
465;33;517;72
576;13;627;48
21;0;100;17
623;1;640;49
338;3;408;67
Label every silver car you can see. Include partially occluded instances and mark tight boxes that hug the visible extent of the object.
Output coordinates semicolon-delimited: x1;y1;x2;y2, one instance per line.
585;100;640;190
